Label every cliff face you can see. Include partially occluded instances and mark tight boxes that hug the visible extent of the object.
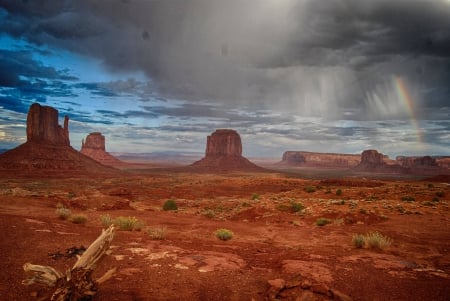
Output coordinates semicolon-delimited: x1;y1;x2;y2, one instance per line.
354;150;405;173
26;103;69;146
191;129;263;171
205;129;242;157
80;132;121;166
397;156;438;167
281;151;360;168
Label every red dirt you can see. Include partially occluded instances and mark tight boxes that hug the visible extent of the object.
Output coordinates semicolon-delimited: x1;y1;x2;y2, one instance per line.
0;170;449;300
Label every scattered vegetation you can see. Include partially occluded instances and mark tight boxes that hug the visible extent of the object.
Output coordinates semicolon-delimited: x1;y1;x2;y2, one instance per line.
201;209;216;219
251;193;260;200
56;206;72;220
336;189;342;196
315;217;332;226
215;228;234;241
146;226;168;240
365;231;393;249
401;196;415;202
351;234;365;248
163;199;178;211
100;214;113;228
352;231;392;249
304;186;316;193
70;214;88;225
113;216;144;231
291;201;305;213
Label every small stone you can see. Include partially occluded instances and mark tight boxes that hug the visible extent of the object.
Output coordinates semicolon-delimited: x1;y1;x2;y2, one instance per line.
268;278;286;291
310;283;331;296
300;279;312;289
331;289;353;301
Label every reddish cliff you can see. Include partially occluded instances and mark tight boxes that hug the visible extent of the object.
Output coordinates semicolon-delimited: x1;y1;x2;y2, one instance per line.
26;103;70;145
191;129;263;171
280;151;360;168
80;132;122;166
354;150;404;173
0;103;116;174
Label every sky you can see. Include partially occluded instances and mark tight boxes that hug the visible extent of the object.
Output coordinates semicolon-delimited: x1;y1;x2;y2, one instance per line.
0;0;449;159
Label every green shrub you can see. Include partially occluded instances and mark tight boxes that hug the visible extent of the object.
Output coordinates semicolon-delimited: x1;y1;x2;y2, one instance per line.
70;214;88;224
436;191;445;198
163;199;178;211
315;217;331;226
365;231;392;249
304;186;316;193
146;226;167;240
401;196;415;202
251;193;260;200
352;234;365;248
202;209;215;219
336;189;342;196
291;202;305;213
56;207;72;220
113;216;144;231
215;228;234;241
431;197;440;203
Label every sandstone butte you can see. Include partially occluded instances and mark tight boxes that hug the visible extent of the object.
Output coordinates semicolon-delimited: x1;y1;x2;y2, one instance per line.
80;132;123;166
280;151;361;168
191;129;264;171
0;103;116;174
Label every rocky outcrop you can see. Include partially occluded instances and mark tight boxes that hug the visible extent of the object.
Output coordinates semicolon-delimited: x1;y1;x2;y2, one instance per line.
397;156;438;167
0;103;116;174
354;150;404;173
280;151;360;168
191;129;263;171
26;103;70;146
80;132;122;166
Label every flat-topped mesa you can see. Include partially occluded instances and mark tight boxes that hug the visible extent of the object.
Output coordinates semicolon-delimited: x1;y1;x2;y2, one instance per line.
280;151;360;168
360;149;385;165
205;129;242;157
81;132;106;151
26;103;70;146
396;156;438;167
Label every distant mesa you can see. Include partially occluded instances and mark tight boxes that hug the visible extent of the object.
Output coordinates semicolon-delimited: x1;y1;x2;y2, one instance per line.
0;103;116;174
280;151;360;168
81;132;122;166
353;149;404;173
397;155;438;168
191;129;263;171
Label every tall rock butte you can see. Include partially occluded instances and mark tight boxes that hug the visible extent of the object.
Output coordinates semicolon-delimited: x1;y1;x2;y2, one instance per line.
354;149;404;173
191;129;263;171
0;103;115;174
27;102;70;145
80;132;122;166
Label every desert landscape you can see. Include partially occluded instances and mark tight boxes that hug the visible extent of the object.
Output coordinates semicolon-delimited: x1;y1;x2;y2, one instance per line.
0;103;449;301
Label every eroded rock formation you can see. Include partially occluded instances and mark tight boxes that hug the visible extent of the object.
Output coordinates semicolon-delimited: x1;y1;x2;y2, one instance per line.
354;150;405;173
280;151;360;168
80;132;122;166
82;132;105;151
205;129;242;157
397;156;438;167
0;103;116;174
26;103;70;146
191;129;263;171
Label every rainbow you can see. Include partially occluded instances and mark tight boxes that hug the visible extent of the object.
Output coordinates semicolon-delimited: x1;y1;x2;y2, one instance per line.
393;76;424;144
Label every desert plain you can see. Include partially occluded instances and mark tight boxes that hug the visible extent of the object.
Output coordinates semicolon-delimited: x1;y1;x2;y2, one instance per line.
0;167;449;301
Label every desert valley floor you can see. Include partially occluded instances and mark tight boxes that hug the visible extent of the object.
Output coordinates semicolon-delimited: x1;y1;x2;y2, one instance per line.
0;168;449;301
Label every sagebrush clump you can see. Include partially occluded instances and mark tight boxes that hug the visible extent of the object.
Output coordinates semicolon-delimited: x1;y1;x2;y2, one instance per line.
163;199;178;211
352;231;392;250
215;228;234;241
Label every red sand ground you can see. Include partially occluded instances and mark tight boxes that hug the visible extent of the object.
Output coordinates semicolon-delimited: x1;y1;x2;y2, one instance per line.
0;170;449;300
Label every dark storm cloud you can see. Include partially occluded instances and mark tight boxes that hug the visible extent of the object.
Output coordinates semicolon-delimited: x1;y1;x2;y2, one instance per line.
2;0;449;115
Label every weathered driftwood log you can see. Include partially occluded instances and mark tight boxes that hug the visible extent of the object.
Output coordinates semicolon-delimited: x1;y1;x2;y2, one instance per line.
23;225;116;301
